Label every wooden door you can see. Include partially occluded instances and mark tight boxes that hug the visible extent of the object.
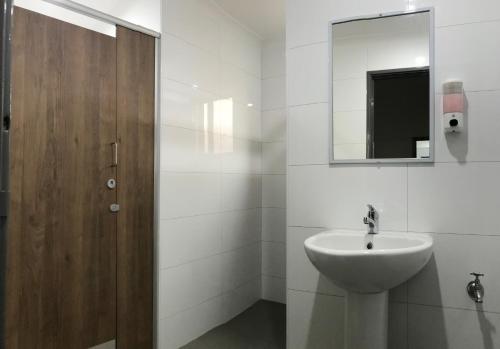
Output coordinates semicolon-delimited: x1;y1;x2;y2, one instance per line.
6;7;117;348
116;26;155;349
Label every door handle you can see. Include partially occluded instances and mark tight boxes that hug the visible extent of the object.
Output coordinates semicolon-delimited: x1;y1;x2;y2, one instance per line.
111;142;118;167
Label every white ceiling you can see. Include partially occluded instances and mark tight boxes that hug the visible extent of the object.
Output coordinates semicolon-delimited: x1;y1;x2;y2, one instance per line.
214;0;285;40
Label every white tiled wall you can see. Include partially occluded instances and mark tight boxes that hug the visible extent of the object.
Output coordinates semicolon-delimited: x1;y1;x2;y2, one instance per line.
286;0;500;348
261;40;287;304
159;1;263;347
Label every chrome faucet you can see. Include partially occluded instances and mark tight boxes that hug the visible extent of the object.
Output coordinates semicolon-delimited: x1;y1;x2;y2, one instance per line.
363;204;377;234
467;273;485;303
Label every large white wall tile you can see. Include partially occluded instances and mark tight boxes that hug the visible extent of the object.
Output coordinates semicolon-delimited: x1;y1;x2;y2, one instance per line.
164;0;221;54
288;165;407;230
408;163;500;235
262;242;286;278
262;41;286;79
408;304;500;349
220;138;261;174
161;126;221;173
221;174;261;211
221;209;261;252
160;172;220;219
262;76;286;111
435;21;500;92
287;43;329;106
288;103;330;165
160;256;223;318
217;63;261;109
262;141;287;174
222;277;262;322
162;78;218;130
262;207;286;243
164;34;219;93
221;243;261;292
159;215;222;269
407;233;500;313
414;0;500;27
262;175;286;208
262;276;286;304
262;108;286;142
219;16;261;78
287;290;345;349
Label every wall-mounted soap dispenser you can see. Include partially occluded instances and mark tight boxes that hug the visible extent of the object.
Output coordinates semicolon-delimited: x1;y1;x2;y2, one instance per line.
443;81;465;133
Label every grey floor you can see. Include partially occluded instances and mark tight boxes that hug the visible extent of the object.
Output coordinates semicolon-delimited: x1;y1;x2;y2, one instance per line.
181;300;286;349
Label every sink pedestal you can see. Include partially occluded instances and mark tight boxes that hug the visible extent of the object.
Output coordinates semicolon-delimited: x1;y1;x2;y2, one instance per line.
345;291;388;349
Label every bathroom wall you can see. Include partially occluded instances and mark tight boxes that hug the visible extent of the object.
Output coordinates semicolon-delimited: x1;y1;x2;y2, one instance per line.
261;40;287;304
286;0;500;348
159;0;262;348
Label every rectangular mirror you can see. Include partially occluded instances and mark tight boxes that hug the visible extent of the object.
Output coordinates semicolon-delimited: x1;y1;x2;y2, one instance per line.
330;9;434;163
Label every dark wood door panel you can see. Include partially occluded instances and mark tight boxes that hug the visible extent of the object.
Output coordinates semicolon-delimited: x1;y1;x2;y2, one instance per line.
7;7;117;348
116;26;155;349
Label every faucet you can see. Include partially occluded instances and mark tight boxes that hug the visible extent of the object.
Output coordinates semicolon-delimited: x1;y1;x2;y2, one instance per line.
363;204;377;234
467;273;484;303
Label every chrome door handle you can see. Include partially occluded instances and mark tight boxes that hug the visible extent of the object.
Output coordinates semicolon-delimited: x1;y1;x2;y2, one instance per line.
111;142;118;167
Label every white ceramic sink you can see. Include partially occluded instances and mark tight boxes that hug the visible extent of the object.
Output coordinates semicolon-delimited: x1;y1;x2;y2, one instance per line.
304;230;433;293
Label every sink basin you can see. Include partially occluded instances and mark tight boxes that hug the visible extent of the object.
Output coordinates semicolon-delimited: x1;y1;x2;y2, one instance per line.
304;230;433;293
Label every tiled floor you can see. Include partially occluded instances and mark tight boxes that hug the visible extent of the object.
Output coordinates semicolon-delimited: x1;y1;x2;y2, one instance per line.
181;300;286;349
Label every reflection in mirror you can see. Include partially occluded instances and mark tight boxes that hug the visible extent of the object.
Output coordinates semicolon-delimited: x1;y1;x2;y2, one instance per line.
331;10;433;162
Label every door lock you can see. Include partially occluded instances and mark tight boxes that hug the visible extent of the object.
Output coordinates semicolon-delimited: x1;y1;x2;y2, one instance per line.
109;204;120;213
107;178;116;189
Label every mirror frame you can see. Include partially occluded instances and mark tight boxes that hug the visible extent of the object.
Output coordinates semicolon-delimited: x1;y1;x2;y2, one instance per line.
329;7;435;164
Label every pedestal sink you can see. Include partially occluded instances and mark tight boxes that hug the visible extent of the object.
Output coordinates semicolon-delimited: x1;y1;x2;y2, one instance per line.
304;230;433;349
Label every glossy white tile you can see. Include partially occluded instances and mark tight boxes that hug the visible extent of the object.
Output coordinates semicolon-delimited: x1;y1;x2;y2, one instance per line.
159;214;222;269
262;76;286;111
408;162;500;235
221;209;261;252
221;243;261;292
262;40;286;79
435;21;500;92
287;43;329;106
221;174;261;211
160;172;220;219
262;175;286;208
262;108;286;142
262;275;286;304
161;125;221;173
288;103;330;165
160;256;223;318
262;141;286;174
288;165;407;230
262;241;286;278
262;207;286;243
164;34;219;93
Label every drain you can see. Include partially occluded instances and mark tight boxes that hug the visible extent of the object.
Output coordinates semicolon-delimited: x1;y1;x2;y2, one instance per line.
366;242;373;250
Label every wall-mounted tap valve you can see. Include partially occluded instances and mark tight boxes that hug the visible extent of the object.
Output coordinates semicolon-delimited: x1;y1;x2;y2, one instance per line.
467;272;484;303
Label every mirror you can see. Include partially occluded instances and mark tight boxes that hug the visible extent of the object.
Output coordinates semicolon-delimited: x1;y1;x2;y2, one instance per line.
330;10;434;163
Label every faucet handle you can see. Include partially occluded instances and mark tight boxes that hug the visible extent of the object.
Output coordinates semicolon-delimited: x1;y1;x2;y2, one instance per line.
470;272;484;280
